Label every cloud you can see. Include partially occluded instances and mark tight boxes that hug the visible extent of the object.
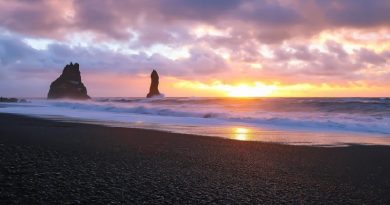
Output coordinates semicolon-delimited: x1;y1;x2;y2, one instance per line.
1;0;388;44
0;33;228;77
0;0;72;38
253;41;390;84
317;0;390;27
358;49;388;65
158;0;241;21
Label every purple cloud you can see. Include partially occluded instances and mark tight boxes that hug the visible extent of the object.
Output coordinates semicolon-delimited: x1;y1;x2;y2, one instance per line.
317;0;390;27
0;33;228;77
1;0;388;43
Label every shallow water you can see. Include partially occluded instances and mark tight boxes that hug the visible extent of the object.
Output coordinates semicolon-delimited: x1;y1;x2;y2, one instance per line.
1;97;390;146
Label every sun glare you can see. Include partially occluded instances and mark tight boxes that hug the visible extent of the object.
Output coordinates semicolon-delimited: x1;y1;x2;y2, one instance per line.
224;83;277;97
233;127;251;141
174;81;277;97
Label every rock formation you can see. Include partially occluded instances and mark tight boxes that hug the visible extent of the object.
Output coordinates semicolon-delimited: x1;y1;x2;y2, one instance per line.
146;70;161;98
0;97;18;103
47;62;90;99
0;97;27;103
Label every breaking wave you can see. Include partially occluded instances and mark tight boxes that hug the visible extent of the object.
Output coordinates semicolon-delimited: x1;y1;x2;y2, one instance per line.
40;97;390;135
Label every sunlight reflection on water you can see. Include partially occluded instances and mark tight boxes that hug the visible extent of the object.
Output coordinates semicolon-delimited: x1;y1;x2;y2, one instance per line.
232;127;251;141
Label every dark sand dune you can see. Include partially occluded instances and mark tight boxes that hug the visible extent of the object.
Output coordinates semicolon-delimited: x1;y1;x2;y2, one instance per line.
0;113;389;204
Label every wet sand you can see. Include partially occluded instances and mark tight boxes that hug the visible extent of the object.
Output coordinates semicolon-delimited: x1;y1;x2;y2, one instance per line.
0;113;390;204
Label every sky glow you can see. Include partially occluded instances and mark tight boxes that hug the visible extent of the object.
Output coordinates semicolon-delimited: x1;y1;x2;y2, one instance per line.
0;0;389;97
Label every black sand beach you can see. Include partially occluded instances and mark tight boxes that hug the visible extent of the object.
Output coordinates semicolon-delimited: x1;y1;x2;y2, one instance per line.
1;113;390;204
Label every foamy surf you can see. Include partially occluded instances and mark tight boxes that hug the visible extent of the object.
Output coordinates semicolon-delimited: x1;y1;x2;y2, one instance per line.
1;97;389;146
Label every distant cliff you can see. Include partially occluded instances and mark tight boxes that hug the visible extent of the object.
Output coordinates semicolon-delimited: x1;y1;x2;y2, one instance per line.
146;70;161;98
48;62;90;99
0;97;18;103
0;97;27;103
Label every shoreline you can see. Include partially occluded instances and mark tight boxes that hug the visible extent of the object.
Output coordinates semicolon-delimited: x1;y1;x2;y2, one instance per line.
1;113;390;203
2;107;390;147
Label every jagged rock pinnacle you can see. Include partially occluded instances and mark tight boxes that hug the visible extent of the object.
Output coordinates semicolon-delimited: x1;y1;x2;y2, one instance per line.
146;70;161;98
47;62;90;99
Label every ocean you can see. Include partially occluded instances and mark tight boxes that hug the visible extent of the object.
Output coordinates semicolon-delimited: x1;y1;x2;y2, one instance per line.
1;97;390;146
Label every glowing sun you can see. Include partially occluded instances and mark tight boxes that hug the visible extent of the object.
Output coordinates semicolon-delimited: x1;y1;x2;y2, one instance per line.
223;83;277;97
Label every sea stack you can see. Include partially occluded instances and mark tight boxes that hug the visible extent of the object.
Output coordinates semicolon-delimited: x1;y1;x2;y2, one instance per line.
146;70;161;98
47;62;90;99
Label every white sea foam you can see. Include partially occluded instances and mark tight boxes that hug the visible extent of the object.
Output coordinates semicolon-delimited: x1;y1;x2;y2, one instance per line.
1;97;390;146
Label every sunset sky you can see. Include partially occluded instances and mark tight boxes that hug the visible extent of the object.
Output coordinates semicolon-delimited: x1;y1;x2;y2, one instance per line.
0;0;389;97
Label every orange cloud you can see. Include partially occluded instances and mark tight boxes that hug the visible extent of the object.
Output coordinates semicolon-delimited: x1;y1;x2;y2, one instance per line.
172;80;390;97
